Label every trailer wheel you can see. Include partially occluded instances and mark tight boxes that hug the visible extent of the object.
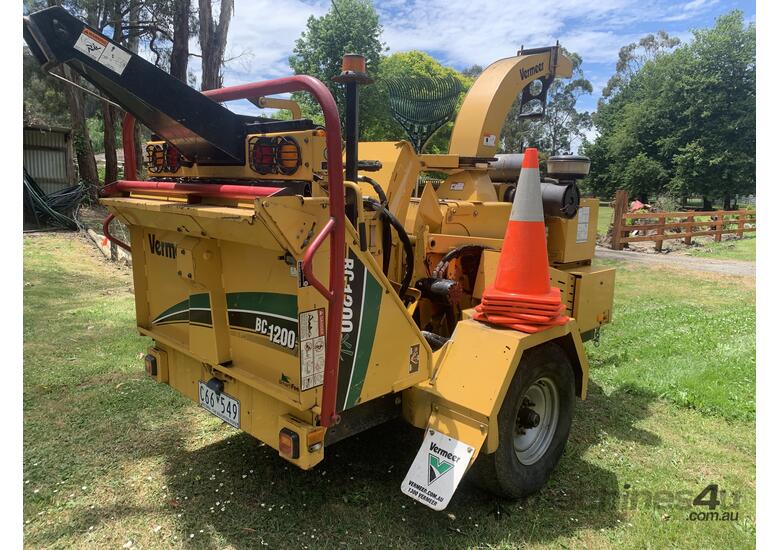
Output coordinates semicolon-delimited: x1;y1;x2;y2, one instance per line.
471;343;575;499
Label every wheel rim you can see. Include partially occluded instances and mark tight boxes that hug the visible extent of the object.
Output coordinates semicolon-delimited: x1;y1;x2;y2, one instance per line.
513;377;560;465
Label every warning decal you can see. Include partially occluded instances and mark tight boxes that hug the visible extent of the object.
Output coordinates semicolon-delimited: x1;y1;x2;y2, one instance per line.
73;27;131;75
401;429;473;511
99;43;132;74
74;28;107;60
576;206;590;243
299;308;326;391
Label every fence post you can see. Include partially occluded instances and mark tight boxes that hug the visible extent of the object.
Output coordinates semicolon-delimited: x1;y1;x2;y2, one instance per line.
737;209;745;238
655;215;665;252
684;214;694;245
611;190;628;250
714;210;723;242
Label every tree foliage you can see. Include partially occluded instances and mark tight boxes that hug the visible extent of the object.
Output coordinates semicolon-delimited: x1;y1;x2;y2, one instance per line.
288;0;386;134
378;51;473;151
582;11;755;205
601;31;681;101
288;1;477;152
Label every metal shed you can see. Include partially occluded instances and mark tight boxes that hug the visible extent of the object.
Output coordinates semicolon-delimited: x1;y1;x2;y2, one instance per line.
23;125;75;195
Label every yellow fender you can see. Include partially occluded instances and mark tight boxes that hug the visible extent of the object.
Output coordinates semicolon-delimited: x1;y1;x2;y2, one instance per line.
403;318;588;455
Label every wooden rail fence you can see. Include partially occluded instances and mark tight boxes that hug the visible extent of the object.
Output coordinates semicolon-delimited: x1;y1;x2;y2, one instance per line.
611;190;756;251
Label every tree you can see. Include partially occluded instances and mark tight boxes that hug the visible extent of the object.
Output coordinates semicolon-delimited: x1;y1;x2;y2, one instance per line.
198;0;234;90
376;50;474;151
582;11;755;206
169;0;192;81
500;49;592;156
601;31;681;101
288;0;386;135
461;65;483;79
23;47;70;127
61;65;101;198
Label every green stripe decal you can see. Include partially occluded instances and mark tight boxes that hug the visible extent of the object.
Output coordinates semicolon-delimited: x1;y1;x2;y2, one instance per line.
152;293;211;325
189;293;211;309
226;292;299;352
344;274;381;408
226;292;297;320
337;251;383;411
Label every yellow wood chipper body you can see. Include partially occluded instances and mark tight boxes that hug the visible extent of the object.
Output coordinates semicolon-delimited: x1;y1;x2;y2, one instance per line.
25;7;615;510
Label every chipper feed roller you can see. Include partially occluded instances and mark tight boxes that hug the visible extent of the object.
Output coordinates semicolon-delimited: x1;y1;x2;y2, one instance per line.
24;6;615;510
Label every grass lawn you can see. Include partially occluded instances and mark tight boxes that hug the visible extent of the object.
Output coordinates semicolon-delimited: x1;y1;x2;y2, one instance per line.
684;235;756;262
597;205;613;236
23;234;755;549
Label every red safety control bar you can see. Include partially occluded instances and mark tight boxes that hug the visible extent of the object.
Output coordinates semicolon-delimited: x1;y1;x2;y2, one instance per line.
103;76;346;427
101;179;284;200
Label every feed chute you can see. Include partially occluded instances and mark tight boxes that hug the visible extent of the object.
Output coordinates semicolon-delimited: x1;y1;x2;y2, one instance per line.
23;5;276;164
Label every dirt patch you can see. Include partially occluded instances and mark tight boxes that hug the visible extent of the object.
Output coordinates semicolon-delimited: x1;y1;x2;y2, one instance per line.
595;246;755;277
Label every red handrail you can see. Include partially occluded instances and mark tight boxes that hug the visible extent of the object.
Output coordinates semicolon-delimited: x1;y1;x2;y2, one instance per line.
103;180;283;199
103;213;131;252
110;76;346;427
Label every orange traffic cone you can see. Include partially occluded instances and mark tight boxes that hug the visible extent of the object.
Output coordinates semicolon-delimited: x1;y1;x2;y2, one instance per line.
473;148;569;334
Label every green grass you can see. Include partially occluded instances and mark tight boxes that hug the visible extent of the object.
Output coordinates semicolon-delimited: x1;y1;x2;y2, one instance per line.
24;234;755;549
588;259;755;421
685;235;756;262
597;205;614;236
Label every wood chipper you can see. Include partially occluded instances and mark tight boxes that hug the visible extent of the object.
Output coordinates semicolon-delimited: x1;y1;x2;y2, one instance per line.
24;7;615;511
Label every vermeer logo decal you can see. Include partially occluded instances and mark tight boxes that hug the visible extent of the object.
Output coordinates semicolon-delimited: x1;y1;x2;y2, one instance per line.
148;234;177;259
401;429;478;511
520;62;544;80
428;454;454;485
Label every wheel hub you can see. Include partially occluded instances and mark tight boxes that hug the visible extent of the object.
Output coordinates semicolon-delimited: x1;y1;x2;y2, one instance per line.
513;377;560;465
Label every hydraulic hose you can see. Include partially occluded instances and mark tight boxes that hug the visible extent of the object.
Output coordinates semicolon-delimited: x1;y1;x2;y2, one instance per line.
357;175;387;205
363;198;414;301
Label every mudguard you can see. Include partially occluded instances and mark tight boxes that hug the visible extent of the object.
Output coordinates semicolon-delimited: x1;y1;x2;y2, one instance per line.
401;318;588;509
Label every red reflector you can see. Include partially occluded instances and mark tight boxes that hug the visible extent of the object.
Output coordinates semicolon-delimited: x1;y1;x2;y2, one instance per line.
250;137;276;174
165;145;181;172
279;428;300;459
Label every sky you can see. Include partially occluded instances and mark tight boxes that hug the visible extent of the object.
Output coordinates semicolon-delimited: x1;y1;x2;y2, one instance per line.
208;0;755;126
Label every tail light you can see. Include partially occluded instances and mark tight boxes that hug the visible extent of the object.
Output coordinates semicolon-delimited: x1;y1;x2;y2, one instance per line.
145;143;166;173
307;427;326;452
250;137;276;174
144;354;158;376
249;136;301;176
279;428;300;459
277;136;301;175
165;145;182;172
145;143;183;173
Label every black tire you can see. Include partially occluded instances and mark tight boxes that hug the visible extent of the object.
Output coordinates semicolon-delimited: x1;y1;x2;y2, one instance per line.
470;343;575;499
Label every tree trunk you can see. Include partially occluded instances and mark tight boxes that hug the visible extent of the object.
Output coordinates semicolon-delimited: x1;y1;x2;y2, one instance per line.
102;103;118;185
123;4;144;175
100;1;123;186
199;0;234;90
170;0;191;82
723;194;732;210
127;0;141;54
61;66;100;200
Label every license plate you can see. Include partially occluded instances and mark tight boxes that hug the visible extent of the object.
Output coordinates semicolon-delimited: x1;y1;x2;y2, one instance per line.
198;382;240;428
